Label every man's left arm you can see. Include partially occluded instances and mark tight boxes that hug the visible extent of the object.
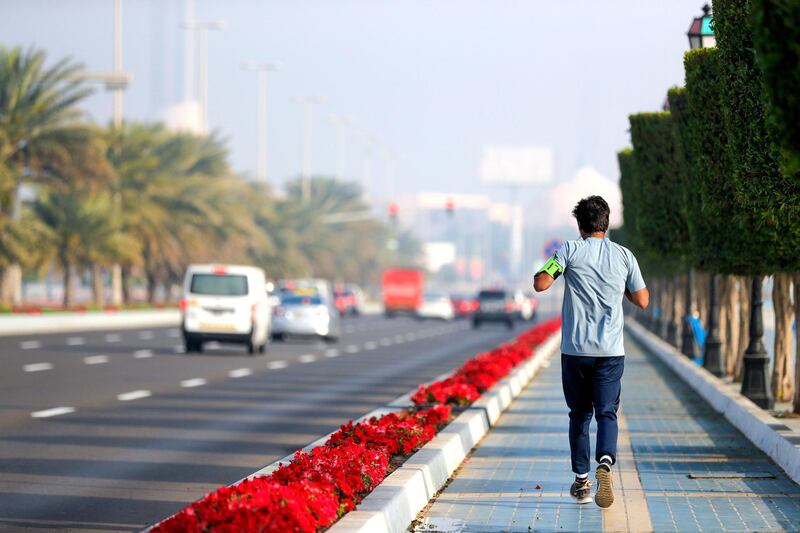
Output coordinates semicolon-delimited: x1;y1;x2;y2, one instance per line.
533;252;565;292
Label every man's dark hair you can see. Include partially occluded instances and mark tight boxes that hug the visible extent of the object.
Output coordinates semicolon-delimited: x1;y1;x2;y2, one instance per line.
572;195;610;233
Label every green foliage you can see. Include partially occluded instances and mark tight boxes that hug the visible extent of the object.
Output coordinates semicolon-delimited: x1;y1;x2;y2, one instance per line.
713;0;800;272
627;112;688;275
616;149;641;252
679;50;749;274
751;0;800;178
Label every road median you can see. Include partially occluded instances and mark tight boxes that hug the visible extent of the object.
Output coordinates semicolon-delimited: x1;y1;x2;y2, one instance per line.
145;318;561;532
0;309;180;336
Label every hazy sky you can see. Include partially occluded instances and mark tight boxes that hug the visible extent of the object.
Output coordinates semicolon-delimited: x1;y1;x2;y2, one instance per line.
2;0;703;205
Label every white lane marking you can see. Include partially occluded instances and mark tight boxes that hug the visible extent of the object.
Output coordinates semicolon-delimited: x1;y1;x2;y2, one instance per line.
168;328;180;338
105;333;121;343
405;333;417;341
379;338;393;347
299;354;317;364
138;331;154;340
84;355;109;365
325;349;340;358
31;406;75;418
20;340;42;350
394;335;405;343
133;349;153;359
24;362;53;372
229;368;253;378
117;390;151;401
173;345;186;354
364;341;377;350
345;344;360;354
180;378;207;388
268;360;288;370
66;337;84;346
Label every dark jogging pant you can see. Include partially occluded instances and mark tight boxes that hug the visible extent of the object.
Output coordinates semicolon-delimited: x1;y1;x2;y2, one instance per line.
561;354;624;475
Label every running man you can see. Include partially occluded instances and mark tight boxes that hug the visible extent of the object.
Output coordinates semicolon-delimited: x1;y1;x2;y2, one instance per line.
533;195;649;508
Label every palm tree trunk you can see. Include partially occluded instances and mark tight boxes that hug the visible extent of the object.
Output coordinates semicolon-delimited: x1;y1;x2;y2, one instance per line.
772;273;794;403
121;265;131;304
146;270;157;304
92;264;105;307
61;258;74;309
0;267;10;308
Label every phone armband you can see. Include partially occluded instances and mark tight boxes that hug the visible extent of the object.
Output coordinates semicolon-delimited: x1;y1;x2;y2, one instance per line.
537;255;564;279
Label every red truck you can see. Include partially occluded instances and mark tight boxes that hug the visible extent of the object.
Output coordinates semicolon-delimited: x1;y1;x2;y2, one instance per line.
382;268;424;317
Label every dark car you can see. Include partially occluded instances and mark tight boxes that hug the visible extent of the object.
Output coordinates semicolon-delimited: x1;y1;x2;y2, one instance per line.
472;289;515;329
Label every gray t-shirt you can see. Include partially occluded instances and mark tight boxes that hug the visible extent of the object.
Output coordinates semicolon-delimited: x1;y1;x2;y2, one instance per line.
554;237;645;357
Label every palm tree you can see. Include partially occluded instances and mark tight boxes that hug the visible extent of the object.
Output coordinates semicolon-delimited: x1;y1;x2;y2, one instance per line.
281;176;394;285
106;123;254;302
34;189;137;308
0;46;112;305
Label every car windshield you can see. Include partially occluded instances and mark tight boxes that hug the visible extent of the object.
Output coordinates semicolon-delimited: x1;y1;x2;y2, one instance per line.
281;295;323;306
478;290;506;300
190;273;248;296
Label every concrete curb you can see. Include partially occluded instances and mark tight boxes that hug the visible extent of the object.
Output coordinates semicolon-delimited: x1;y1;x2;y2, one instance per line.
0;309;180;336
329;331;562;533
626;318;800;485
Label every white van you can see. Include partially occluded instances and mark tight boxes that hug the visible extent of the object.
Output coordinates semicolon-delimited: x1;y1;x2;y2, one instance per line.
181;264;272;354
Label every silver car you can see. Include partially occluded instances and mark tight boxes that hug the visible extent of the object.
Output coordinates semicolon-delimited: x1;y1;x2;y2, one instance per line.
271;293;340;343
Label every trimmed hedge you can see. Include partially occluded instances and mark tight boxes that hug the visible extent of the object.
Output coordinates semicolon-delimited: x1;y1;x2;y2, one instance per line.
751;0;800;178
713;0;800;273
676;51;746;274
628;112;687;275
616;150;640;251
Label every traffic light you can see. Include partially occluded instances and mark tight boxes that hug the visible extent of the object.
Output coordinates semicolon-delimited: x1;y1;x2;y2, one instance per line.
446;198;455;217
388;202;399;221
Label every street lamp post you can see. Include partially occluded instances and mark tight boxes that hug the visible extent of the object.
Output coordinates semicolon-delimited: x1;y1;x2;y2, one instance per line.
703;274;725;376
741;277;774;408
243;61;280;184
328;114;351;182
294;95;326;203
183;20;226;133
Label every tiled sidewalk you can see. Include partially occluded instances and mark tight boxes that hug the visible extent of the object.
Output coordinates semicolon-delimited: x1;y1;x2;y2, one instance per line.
414;334;800;532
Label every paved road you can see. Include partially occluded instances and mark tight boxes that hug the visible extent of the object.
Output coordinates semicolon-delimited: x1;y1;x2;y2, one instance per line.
0;314;535;532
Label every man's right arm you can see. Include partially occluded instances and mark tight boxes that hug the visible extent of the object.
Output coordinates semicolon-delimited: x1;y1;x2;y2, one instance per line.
625;287;649;309
625;250;648;308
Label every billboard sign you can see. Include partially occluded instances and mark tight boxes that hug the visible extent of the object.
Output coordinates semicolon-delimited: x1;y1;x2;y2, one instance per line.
480;146;554;186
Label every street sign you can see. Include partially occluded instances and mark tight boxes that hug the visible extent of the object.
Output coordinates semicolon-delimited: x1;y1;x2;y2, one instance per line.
543;239;561;258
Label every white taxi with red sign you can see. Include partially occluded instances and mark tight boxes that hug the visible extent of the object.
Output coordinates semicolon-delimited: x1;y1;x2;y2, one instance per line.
181;264;272;354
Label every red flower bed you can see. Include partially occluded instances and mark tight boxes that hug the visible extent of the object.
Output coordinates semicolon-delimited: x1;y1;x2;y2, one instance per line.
151;318;560;533
411;317;561;407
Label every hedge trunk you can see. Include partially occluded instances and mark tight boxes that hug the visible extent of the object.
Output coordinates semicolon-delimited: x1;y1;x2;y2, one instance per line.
793;274;800;413
721;276;740;376
772;273;795;402
734;276;750;382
